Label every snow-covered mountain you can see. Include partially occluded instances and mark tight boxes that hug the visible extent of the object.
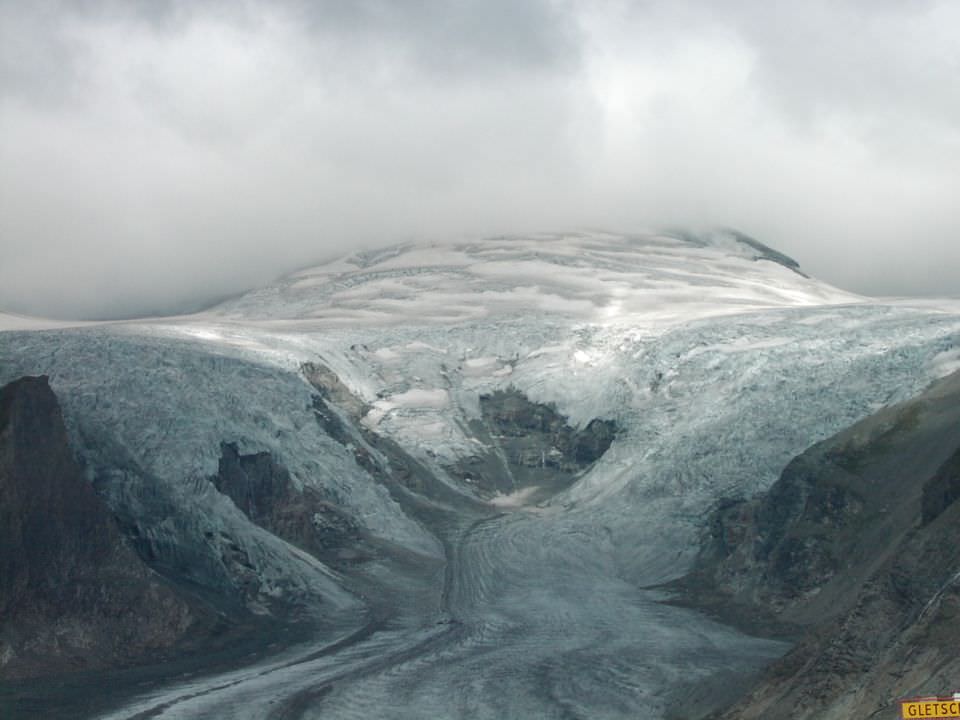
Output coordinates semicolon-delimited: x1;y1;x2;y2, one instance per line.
2;230;959;719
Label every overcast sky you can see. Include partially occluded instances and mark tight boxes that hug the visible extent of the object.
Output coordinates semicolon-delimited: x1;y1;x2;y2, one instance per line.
1;0;958;319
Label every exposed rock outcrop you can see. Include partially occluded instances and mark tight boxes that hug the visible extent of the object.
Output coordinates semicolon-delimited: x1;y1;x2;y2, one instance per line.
302;362;368;420
0;376;205;680
449;387;617;498
921;445;960;525
210;442;369;566
679;370;960;719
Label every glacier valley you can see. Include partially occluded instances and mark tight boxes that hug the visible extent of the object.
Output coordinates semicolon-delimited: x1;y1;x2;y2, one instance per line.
2;231;959;719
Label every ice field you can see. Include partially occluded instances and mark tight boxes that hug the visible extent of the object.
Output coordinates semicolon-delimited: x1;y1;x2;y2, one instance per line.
3;232;960;718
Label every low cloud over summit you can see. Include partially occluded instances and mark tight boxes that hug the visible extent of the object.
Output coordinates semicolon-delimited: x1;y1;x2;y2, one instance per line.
1;1;958;318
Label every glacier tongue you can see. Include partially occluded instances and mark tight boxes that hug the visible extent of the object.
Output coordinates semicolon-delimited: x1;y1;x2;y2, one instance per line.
3;232;960;719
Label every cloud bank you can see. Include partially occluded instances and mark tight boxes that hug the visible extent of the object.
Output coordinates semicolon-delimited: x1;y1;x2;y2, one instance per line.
1;0;958;318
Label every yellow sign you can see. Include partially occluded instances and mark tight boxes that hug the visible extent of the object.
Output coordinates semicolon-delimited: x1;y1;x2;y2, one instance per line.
901;700;960;719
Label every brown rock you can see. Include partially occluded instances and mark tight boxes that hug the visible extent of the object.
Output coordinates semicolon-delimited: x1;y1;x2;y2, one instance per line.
0;376;200;680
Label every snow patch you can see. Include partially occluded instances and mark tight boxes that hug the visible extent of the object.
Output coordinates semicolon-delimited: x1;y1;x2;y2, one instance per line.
489;486;541;508
390;388;449;409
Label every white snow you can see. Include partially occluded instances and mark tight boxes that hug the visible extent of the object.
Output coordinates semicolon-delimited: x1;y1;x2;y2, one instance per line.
489;486;541;508
389;388;449;408
208;231;861;328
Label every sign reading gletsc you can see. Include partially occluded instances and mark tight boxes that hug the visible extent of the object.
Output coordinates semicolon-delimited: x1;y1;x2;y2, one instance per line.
901;699;960;719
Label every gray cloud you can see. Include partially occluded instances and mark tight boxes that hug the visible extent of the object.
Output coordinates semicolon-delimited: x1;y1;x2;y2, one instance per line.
1;1;958;319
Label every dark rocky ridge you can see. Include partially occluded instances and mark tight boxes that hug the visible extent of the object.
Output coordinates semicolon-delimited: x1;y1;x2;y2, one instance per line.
677;369;960;719
302;361;368;419
1;363;447;717
665;228;807;276
210;442;370;566
0;376;210;681
450;387;617;499
921;445;960;525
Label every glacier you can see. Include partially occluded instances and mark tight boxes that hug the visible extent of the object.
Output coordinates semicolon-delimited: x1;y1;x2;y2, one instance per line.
2;230;960;719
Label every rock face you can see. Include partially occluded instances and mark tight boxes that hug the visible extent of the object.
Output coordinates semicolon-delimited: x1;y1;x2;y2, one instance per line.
449;387;617;498
210;442;368;565
480;388;616;467
0;376;203;680
921;445;960;525
681;369;960;719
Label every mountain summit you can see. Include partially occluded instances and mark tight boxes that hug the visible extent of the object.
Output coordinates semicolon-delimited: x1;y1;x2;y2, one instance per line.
210;230;853;325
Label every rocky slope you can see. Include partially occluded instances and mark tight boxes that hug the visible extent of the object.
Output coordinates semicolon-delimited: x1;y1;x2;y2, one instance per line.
444;387;618;499
682;369;960;719
0;376;210;680
210;441;378;567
